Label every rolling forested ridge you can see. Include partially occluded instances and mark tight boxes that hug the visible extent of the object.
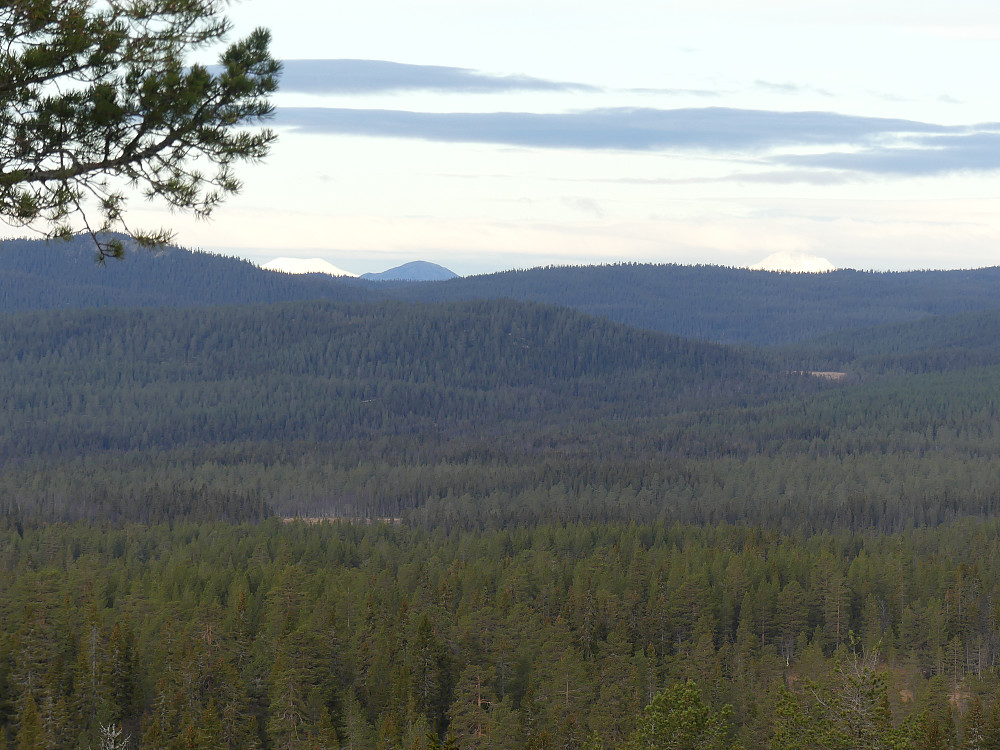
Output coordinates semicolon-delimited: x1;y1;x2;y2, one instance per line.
7;235;1000;345
5;241;1000;748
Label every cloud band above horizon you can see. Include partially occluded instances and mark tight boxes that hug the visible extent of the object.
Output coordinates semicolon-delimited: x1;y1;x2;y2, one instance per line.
276;105;1000;177
278;59;599;95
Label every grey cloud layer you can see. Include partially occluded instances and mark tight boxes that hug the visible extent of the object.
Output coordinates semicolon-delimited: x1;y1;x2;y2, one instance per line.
279;59;598;94
779;131;1000;174
276;106;1000;176
278;106;947;149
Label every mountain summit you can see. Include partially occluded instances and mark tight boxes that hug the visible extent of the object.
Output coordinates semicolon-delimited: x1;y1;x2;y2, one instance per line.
750;251;836;273
361;261;458;281
262;257;358;277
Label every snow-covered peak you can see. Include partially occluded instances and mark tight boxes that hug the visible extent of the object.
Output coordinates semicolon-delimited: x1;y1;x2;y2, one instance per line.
261;257;358;277
750;251;836;273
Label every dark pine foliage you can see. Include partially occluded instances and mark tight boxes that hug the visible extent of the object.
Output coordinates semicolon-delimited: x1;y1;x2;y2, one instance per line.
5;236;1000;345
5;241;1000;748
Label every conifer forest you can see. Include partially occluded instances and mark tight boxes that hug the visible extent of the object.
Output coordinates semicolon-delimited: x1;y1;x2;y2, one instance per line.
4;239;1000;748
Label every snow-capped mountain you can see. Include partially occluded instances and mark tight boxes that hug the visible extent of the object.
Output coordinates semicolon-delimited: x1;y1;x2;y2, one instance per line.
750;251;836;273
261;257;358;277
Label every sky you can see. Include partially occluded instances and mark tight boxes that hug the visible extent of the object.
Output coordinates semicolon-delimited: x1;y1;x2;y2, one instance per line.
133;1;1000;275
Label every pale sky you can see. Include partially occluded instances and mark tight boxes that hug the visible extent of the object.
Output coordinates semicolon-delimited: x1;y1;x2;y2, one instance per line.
132;1;1000;275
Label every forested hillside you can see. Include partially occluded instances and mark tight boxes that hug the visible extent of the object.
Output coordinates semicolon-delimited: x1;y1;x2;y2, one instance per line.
0;298;773;455
2;298;999;534
0;298;796;524
6;235;1000;345
0;236;375;310
5;245;1000;748
388;263;1000;345
4;518;1000;749
783;307;1000;376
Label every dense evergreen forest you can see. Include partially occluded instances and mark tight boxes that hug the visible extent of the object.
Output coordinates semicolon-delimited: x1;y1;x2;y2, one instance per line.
4;242;1000;748
783;307;1000;376
386;263;1000;346
6;519;1000;749
0;236;373;311
4;299;1000;533
7;234;1000;345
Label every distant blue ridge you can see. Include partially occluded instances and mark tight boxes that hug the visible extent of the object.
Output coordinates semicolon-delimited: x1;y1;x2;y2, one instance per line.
361;260;459;282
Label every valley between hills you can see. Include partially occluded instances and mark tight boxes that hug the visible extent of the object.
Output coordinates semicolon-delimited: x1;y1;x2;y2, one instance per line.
3;236;1000;748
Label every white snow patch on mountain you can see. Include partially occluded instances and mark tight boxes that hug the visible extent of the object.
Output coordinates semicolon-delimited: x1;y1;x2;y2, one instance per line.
750;251;836;273
262;257;358;277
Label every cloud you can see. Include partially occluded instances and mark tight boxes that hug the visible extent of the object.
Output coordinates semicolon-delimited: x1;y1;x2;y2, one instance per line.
278;59;598;95
562;197;605;218
626;86;721;97
277;106;952;152
723;170;860;185
276;105;1000;177
755;80;835;97
776;131;1000;175
572;171;859;186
